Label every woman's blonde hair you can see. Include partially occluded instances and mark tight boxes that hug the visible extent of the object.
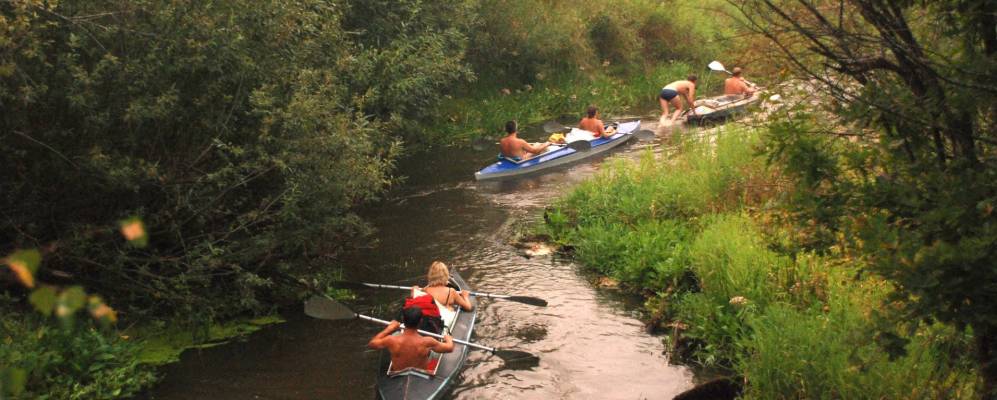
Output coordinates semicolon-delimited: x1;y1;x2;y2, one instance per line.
427;261;450;287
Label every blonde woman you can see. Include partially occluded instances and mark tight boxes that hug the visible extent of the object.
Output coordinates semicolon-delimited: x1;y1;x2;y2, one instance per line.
406;261;472;334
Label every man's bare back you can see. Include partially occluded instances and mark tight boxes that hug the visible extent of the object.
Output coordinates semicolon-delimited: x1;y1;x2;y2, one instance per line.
724;77;754;96
578;117;605;137
664;80;695;97
500;132;549;159
381;330;444;371
723;67;755;96
369;319;454;371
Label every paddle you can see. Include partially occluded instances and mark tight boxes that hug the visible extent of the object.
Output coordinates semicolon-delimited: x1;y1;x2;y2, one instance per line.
471;136;495;151
330;280;548;307
633;129;655;141
304;295;539;364
708;60;731;74
543;120;567;134
708;61;758;87
564;140;592;152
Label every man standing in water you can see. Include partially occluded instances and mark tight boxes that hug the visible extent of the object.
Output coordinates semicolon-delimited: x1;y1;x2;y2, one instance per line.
724;67;756;96
578;105;607;138
368;307;454;372
500;120;550;161
659;75;698;124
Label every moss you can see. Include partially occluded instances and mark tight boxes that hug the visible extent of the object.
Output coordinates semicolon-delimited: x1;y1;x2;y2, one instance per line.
129;315;285;366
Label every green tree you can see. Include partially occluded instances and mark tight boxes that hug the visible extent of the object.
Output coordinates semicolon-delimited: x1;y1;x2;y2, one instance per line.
732;0;997;396
0;0;476;322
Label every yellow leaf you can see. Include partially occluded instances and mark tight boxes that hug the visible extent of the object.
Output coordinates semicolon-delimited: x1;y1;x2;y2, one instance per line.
90;303;117;323
7;260;34;288
120;220;145;241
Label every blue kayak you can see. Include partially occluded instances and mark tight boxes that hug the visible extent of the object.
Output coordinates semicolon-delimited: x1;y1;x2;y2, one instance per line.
474;120;641;181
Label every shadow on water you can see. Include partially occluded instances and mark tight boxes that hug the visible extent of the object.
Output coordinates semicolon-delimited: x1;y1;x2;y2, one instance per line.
143;117;694;400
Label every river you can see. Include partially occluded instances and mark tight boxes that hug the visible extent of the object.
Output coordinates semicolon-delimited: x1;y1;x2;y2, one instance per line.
144;117;694;399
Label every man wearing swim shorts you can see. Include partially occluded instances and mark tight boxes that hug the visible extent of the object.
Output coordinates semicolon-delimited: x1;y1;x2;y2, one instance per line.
660;75;698;124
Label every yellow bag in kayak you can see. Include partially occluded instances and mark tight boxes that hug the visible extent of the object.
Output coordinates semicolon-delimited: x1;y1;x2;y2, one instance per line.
548;133;566;144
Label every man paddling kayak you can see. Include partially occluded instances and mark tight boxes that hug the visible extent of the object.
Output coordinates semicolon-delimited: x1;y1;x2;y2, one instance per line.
500;120;550;161
578;105;607;138
368;308;455;372
723;67;756;96
659;75;698;123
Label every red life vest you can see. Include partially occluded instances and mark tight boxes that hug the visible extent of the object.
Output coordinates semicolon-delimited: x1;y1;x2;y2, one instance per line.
403;294;441;317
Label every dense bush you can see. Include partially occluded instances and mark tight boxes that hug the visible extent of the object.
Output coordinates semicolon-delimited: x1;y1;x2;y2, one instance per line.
0;307;156;399
0;0;480;321
466;0;735;85
736;0;997;393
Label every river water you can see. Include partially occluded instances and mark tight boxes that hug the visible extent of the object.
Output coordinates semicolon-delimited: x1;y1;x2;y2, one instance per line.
145;117;694;399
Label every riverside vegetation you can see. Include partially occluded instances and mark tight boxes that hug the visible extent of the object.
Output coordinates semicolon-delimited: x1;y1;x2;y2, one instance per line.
541;125;978;399
541;1;997;397
1;0;737;397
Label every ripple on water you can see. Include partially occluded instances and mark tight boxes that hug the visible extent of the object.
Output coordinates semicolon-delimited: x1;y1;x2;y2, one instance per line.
144;118;693;400
451;211;691;399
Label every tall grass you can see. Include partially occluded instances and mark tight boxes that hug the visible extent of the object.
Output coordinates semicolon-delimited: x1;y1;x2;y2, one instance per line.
739;274;977;399
541;123;978;398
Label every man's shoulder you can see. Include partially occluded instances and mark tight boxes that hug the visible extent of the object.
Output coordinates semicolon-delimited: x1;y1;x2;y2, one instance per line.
422;336;442;347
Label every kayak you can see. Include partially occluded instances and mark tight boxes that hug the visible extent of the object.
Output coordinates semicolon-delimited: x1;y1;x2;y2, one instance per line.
376;270;477;400
474;120;641;181
685;92;761;124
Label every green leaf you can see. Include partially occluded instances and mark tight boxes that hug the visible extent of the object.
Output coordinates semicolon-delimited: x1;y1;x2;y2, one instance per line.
1;367;27;396
28;286;58;316
57;286;87;318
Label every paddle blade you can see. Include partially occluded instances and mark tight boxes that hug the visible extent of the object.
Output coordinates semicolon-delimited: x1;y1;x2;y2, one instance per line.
304;296;357;320
543;121;567;133
471;137;494;151
708;60;726;72
504;296;548;307
633;129;655;141
567;140;592;152
494;350;540;368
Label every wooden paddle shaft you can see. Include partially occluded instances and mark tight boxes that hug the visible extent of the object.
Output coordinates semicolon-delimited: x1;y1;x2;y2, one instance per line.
356;282;515;300
358;313;496;353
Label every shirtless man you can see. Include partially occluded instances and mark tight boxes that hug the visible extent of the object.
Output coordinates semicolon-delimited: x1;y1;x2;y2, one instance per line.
659;75;698;123
578;105;606;138
500;120;550;160
724;67;755;96
368;307;454;372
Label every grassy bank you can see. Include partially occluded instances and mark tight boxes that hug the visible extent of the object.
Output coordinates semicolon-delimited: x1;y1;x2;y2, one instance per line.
539;125;978;398
426;62;726;145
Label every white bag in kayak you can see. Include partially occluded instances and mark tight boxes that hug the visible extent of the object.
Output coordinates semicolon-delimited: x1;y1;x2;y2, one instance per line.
566;128;596;143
